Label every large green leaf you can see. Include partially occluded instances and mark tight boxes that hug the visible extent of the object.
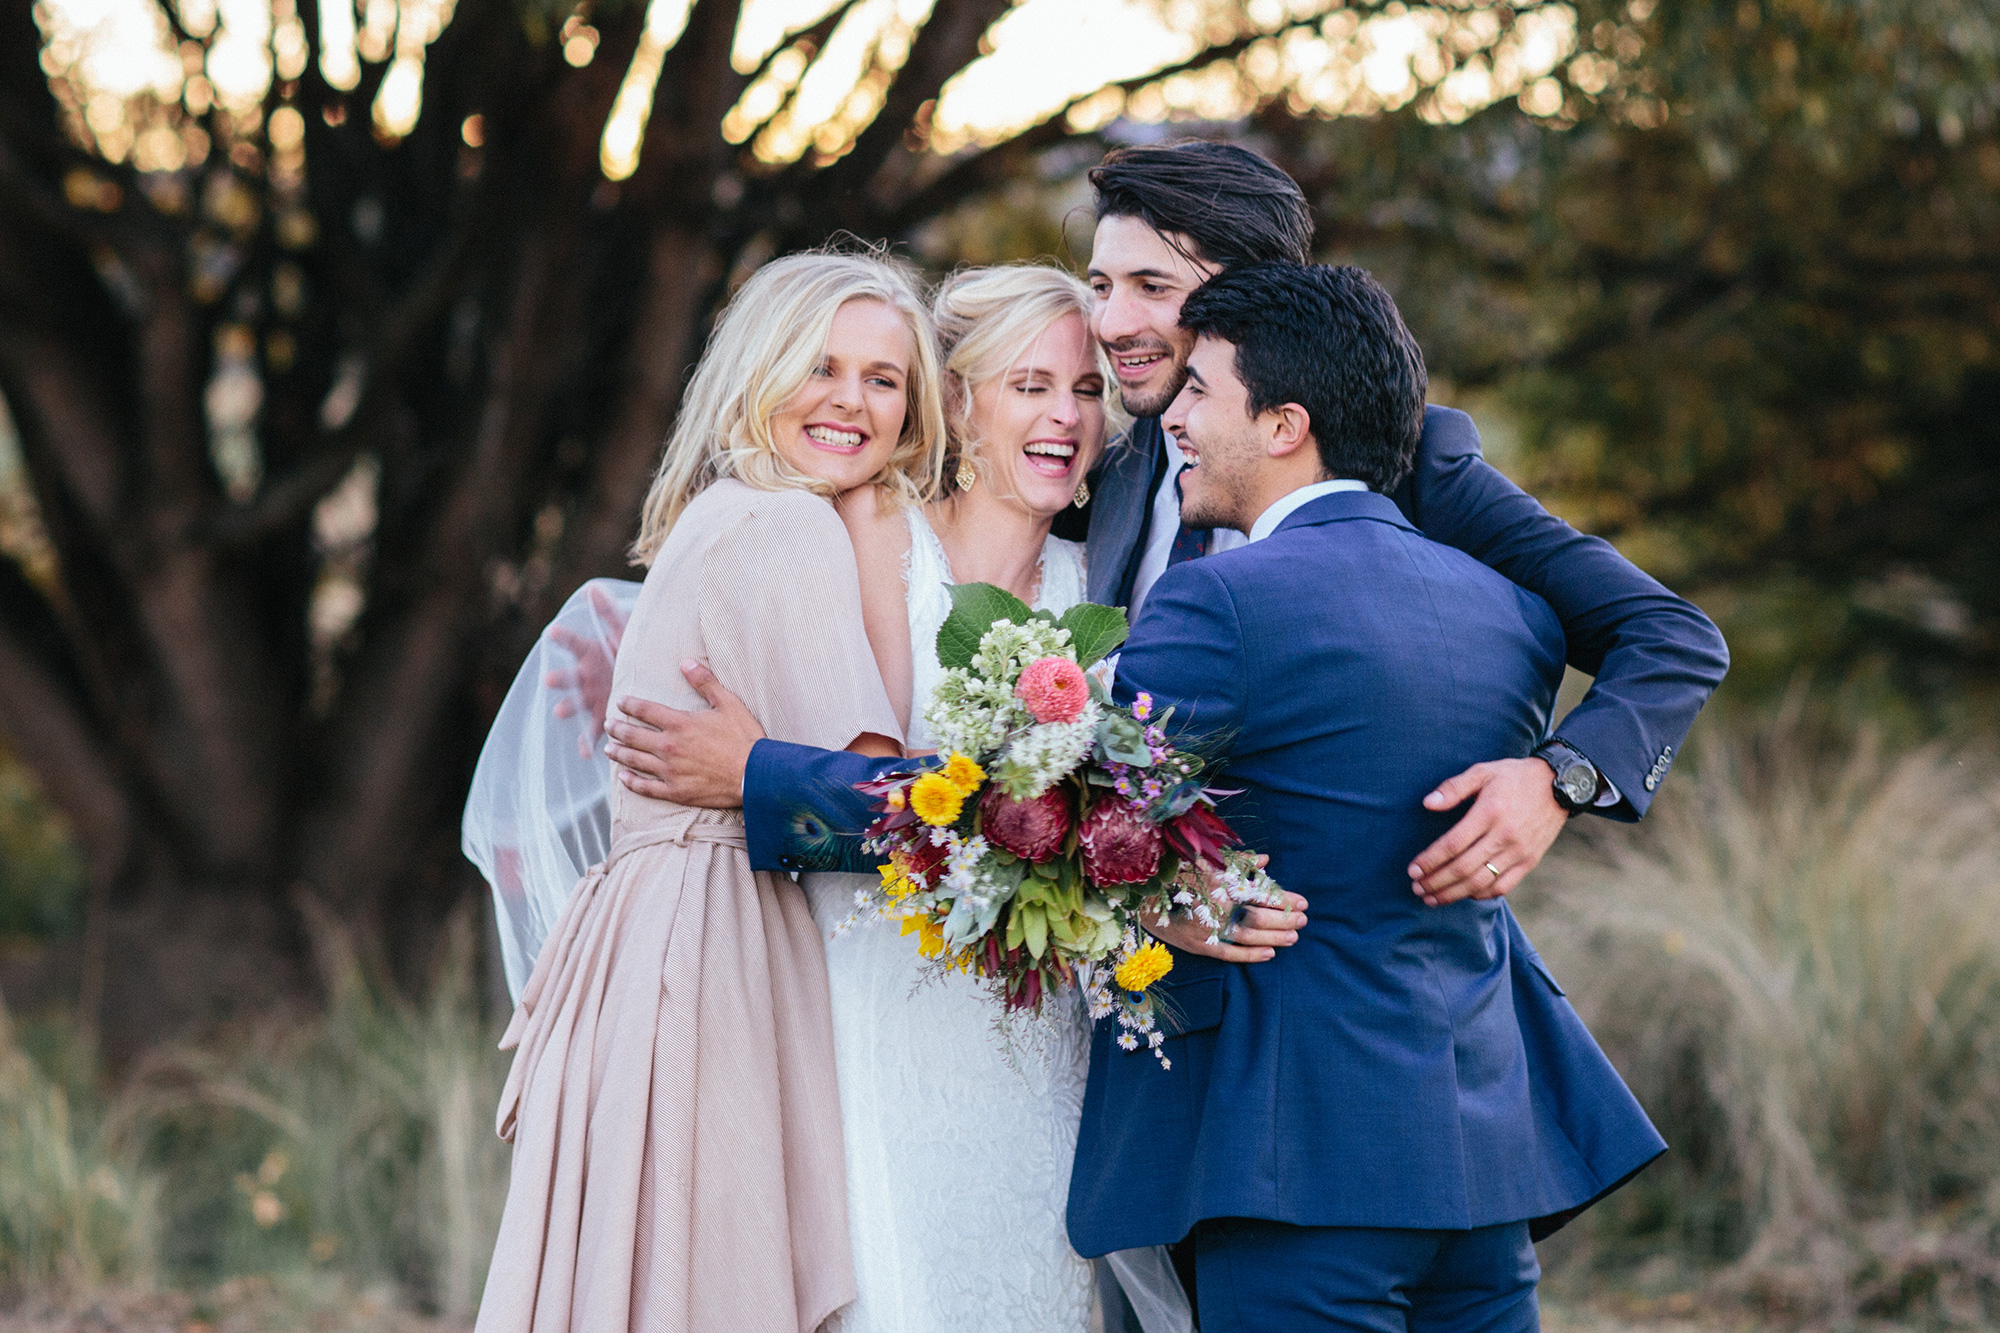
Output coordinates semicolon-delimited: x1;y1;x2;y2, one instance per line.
1056;602;1128;669
935;581;1035;670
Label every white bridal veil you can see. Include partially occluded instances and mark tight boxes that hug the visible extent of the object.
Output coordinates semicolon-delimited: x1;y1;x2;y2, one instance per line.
463;577;640;1001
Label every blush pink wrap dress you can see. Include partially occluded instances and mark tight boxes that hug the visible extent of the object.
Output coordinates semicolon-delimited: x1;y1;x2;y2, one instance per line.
477;480;901;1333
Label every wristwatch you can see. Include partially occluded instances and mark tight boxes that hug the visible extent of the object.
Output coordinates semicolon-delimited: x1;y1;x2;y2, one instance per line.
1533;738;1602;814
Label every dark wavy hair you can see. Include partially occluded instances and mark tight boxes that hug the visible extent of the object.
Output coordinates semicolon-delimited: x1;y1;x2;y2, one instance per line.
1178;263;1427;494
1088;140;1313;269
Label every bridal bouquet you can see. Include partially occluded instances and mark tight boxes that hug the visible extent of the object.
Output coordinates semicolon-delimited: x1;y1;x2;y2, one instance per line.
850;584;1282;1065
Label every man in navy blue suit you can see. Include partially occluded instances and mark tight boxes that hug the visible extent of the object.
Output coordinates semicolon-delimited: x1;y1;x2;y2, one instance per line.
1070;260;1663;1331
603;142;1727;940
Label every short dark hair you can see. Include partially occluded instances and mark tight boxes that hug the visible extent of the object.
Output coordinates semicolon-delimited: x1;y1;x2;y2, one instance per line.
1178;263;1427;493
1089;141;1313;269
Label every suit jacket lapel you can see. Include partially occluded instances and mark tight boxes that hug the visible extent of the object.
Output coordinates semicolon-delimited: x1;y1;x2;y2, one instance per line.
1086;417;1166;608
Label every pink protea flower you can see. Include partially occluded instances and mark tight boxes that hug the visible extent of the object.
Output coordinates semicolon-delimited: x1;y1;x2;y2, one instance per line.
981;786;1073;862
1078;800;1164;886
1016;656;1089;724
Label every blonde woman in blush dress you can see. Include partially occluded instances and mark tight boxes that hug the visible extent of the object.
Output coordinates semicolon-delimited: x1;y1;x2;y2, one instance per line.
476;251;946;1333
813;265;1117;1333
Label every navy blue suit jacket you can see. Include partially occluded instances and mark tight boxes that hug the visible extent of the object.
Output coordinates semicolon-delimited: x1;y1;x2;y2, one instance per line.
742;406;1727;873
1065;491;1664;1255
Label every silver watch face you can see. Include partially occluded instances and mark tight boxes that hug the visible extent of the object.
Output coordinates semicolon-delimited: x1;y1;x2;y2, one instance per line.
1556;761;1596;807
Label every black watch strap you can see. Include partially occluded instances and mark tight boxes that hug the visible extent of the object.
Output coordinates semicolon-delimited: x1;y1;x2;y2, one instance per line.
1534;738;1602;813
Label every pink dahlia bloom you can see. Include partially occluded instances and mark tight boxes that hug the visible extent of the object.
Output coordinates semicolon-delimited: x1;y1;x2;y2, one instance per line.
1016;656;1089;724
981;786;1073;862
1078;800;1163;885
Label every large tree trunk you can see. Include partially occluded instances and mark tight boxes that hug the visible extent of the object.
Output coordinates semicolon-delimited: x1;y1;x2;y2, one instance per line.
0;0;1023;1055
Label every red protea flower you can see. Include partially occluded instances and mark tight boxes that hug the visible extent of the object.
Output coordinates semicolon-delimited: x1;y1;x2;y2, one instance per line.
981;786;1073;862
901;831;950;886
1078;799;1164;885
1164;802;1238;868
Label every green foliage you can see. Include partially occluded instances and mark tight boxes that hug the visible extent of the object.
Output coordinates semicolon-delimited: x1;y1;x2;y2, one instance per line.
0;744;84;940
936;584;1126;673
0;1002;157;1299
1302;0;2000;693
936;582;1035;670
1520;718;2000;1321
0;905;509;1317
1055;602;1128;670
129;905;509;1316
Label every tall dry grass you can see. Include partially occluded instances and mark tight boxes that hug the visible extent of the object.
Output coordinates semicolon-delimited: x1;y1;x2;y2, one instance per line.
1520;712;2000;1321
0;904;508;1319
12;716;2000;1325
0;992;157;1300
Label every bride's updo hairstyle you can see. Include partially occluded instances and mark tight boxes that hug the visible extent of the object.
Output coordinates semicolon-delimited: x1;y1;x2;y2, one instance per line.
630;248;947;564
933;264;1122;494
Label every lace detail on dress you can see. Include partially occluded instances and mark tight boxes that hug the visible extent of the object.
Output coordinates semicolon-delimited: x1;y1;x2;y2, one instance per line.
804;505;1097;1333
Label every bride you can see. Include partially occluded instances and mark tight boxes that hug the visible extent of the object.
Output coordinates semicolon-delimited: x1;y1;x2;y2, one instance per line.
814;264;1111;1333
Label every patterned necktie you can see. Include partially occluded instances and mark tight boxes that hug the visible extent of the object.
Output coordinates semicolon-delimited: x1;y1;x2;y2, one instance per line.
1166;465;1209;565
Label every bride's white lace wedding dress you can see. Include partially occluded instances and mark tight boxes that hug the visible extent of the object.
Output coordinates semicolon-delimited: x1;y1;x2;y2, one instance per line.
803;506;1096;1333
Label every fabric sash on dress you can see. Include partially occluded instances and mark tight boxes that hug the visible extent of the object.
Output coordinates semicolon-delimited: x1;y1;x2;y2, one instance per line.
495;809;747;1141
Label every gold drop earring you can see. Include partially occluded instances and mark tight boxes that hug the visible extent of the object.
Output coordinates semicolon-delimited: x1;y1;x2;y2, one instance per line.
1072;479;1091;509
956;459;977;492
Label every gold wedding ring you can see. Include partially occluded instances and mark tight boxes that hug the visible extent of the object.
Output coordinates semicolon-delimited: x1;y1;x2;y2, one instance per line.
1485;862;1502;880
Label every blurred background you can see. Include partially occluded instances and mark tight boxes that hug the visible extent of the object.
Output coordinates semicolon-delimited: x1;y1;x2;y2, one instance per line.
0;0;1997;1326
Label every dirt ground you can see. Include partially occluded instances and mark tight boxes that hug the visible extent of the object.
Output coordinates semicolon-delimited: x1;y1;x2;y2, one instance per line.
0;1288;1870;1333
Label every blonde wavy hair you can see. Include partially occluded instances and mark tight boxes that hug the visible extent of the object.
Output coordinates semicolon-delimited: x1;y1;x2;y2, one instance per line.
933;263;1123;491
630;248;947;565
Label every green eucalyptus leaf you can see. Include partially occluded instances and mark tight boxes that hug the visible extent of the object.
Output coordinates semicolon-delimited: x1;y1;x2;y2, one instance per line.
1096;712;1154;767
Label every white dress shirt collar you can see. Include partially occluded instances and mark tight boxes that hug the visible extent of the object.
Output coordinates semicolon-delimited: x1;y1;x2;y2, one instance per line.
1247;478;1370;543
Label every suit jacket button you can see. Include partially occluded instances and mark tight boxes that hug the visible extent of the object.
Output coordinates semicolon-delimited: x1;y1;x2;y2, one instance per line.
1644;775;1658;792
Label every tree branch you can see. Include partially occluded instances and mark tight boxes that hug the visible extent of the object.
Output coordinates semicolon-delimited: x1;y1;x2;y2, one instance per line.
745;0;863;90
0;552;133;884
874;20;1327;232
826;0;1011;196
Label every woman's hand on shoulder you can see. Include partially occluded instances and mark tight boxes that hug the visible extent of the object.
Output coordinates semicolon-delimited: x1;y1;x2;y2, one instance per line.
835;484;912;563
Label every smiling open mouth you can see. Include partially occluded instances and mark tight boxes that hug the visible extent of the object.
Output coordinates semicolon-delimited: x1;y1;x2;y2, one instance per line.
1112;348;1169;379
1023;440;1077;476
804;423;865;451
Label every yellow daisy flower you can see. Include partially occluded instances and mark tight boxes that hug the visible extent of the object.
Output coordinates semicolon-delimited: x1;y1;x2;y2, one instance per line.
940;753;987;794
1114;941;1175;993
910;773;965;826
